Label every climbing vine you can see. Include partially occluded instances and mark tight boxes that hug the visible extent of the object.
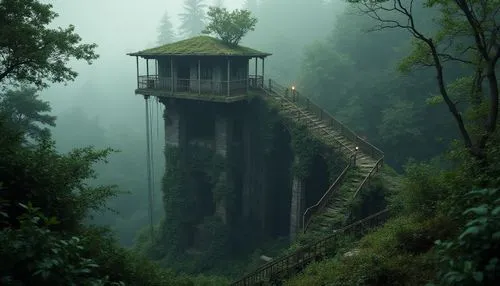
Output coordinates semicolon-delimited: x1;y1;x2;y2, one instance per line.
159;143;234;265
152;97;349;275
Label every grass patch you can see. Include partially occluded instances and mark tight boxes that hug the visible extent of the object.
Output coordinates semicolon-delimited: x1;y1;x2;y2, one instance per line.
131;36;271;57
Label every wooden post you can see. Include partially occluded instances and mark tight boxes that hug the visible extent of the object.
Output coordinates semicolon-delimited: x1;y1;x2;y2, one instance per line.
255;57;258;86
198;59;201;95
155;60;158;78
246;60;249;93
170;57;174;94
227;58;230;97
146;59;149;87
262;57;265;86
136;56;139;89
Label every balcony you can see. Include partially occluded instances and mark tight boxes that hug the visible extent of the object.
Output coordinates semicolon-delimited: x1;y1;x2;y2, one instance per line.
136;75;264;103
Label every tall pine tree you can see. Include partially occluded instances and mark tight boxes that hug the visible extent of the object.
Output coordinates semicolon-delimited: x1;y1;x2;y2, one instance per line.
179;0;207;38
157;10;175;45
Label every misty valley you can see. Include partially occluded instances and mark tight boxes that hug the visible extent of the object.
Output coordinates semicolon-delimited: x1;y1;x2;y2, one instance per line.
1;0;499;285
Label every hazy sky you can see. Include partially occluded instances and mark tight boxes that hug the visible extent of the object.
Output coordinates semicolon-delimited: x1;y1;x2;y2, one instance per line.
41;0;246;126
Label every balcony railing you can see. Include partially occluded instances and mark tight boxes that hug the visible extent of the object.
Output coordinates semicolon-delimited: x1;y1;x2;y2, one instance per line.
137;75;263;96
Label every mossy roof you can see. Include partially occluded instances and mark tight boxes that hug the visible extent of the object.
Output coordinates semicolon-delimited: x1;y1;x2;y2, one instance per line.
128;36;271;58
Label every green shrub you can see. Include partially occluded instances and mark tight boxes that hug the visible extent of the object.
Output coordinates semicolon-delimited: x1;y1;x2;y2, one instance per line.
431;188;500;286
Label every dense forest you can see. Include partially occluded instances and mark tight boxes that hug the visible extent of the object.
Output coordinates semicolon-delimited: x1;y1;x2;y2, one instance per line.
1;0;499;285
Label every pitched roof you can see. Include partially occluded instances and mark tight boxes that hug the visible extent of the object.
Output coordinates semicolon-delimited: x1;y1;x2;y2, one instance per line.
127;35;271;58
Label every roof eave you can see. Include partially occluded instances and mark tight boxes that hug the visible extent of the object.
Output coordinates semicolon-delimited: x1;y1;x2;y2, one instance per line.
127;53;272;58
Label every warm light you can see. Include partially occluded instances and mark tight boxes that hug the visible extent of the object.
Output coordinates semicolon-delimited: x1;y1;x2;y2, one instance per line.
355;146;359;151
291;86;295;91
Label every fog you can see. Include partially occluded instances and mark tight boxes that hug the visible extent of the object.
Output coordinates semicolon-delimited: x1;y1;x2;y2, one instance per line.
3;0;481;281
31;0;456;251
38;0;347;246
43;0;244;127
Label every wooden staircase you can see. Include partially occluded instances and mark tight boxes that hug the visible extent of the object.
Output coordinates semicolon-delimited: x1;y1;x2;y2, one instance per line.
230;79;386;285
262;80;384;234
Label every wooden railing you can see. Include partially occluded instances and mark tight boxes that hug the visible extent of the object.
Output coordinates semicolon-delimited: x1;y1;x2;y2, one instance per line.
231;209;390;286
137;75;248;96
249;75;264;89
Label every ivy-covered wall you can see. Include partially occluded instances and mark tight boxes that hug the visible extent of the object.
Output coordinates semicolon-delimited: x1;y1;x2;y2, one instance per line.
150;96;347;275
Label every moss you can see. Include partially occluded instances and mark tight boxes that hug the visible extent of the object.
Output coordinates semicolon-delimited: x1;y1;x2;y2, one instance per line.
130;35;271;57
285;215;444;286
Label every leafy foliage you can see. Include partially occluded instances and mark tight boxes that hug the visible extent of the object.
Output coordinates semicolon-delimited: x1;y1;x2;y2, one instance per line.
0;0;98;88
203;7;257;46
0;87;56;140
0;203;120;285
432;188;500;285
349;0;500;159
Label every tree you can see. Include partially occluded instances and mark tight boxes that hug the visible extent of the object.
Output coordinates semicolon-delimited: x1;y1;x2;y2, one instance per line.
0;0;98;89
203;7;258;46
157;10;175;45
349;0;499;160
0;87;56;140
179;0;207;38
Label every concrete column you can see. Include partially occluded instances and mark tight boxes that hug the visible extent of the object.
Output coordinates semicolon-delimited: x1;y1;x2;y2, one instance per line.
215;116;228;157
214;115;231;223
163;101;180;146
242;116;252;218
289;176;306;239
215;172;227;224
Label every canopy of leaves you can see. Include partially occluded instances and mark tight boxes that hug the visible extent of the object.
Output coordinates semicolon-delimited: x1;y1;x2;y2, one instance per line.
0;87;56;140
0;0;98;89
203;7;257;46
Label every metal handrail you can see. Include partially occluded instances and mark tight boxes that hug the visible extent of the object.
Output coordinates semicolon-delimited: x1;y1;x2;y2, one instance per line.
263;79;387;232
270;78;384;160
302;155;353;232
352;157;384;199
263;81;354;156
231;209;389;286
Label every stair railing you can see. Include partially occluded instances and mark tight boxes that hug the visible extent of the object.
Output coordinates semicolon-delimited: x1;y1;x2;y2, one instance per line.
268;79;384;160
230;209;390;286
263;80;354;156
262;79;386;232
302;155;353;232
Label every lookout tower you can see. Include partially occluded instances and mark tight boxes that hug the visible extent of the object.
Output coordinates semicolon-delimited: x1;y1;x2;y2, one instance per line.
128;35;271;102
128;36;279;254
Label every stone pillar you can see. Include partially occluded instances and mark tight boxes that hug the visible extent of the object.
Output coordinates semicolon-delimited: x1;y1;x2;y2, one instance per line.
214;115;230;223
289;176;306;239
163;100;180;147
242;116;252;218
215;115;228;157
